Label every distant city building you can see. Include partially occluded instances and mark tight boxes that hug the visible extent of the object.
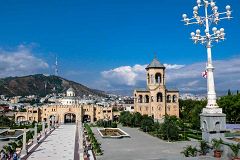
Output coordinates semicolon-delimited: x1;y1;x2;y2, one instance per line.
15;88;113;124
180;93;207;100
134;58;179;121
123;99;134;113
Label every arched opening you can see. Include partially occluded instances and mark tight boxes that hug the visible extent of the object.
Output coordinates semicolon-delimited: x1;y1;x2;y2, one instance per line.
16;116;26;123
83;115;91;123
157;92;163;102
113;115;119;122
64;113;76;123
215;122;220;132
167;95;171;103
203;121;208;131
145;95;149;103
155;73;162;84
138;95;143;103
147;73;150;84
172;95;177;103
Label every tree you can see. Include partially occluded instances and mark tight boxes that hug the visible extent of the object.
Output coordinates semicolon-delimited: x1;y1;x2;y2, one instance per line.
218;94;240;123
179;99;206;129
160;115;179;141
131;112;142;127
119;111;132;126
140;115;154;132
0;115;15;127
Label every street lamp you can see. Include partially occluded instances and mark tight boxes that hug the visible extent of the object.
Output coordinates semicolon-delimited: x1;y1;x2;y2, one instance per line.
182;0;232;114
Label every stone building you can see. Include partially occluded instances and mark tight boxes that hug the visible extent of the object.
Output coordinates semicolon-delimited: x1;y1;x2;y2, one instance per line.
15;88;113;124
134;58;179;121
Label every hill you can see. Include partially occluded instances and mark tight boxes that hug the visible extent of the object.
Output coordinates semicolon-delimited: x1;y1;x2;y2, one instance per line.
0;74;106;97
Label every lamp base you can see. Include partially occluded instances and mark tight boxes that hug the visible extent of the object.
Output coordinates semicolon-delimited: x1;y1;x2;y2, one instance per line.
202;107;222;114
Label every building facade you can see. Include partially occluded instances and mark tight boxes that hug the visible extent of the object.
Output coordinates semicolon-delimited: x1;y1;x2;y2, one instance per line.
15;88;113;124
134;58;179;121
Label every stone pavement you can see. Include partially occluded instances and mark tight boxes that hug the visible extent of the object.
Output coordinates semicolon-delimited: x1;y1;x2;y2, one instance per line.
27;124;76;160
92;127;202;160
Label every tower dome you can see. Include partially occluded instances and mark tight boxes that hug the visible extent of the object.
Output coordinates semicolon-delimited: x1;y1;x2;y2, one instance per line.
66;87;75;97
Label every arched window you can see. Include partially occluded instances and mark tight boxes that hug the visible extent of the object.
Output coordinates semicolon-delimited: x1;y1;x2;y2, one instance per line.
155;73;161;84
138;95;143;103
147;73;150;84
145;95;149;103
151;96;154;102
156;92;163;102
167;95;171;103
172;95;177;103
215;122;220;132
203;121;208;131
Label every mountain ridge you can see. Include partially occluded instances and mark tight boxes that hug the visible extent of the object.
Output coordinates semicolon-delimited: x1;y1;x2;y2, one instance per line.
0;74;106;97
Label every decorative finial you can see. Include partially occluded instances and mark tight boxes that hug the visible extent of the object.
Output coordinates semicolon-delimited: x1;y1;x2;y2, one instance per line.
154;52;157;59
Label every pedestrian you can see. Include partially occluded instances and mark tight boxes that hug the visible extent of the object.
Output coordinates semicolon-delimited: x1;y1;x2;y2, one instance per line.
0;150;6;160
13;152;17;160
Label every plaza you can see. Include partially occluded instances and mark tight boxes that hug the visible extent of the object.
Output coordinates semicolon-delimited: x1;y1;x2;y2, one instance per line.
93;126;199;160
20;124;214;160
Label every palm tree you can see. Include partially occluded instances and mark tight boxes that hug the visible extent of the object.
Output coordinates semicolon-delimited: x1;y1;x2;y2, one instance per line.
229;143;240;159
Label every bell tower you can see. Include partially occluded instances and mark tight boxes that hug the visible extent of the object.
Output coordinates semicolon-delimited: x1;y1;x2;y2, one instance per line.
146;57;166;121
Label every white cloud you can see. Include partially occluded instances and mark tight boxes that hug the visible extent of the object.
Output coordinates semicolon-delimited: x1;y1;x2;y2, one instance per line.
0;45;49;78
101;63;183;87
101;64;147;86
164;64;185;70
100;57;240;94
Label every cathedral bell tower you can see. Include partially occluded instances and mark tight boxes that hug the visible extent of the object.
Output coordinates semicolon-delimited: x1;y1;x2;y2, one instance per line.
146;58;166;121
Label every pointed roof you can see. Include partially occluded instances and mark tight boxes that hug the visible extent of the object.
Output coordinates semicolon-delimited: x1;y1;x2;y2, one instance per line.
146;58;165;69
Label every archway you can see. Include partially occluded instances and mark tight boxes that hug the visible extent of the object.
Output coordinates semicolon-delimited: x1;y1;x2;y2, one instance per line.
64;113;76;123
155;73;161;84
16;116;26;123
157;92;163;102
83;115;91;123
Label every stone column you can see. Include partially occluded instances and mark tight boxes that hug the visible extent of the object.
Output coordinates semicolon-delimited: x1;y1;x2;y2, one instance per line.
42;121;45;137
52;116;55;128
21;128;27;156
47;117;51;132
33;123;38;144
55;115;58;127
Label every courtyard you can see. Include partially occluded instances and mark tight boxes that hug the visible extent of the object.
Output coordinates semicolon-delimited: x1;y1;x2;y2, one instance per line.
92;126;201;160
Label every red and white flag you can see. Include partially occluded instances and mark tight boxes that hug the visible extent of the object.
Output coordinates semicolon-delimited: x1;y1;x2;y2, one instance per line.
202;70;207;78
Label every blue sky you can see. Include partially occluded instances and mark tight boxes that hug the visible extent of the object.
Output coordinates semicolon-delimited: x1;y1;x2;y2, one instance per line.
0;0;239;95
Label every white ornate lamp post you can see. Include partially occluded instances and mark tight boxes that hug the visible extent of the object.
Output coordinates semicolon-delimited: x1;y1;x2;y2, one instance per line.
182;0;232;142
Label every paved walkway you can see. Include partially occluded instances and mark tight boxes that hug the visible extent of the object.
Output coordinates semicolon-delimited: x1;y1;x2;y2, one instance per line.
93;127;200;160
27;125;76;160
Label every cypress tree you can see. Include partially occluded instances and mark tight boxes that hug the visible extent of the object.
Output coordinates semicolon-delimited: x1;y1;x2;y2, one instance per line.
227;89;232;96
